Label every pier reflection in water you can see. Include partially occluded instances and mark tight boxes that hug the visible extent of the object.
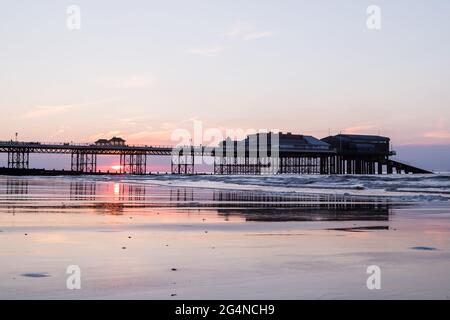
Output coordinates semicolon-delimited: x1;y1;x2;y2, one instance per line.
211;191;390;222
0;176;394;222
5;178;29;195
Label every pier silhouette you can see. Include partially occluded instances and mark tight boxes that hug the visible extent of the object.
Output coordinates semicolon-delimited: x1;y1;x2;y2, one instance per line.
0;132;432;175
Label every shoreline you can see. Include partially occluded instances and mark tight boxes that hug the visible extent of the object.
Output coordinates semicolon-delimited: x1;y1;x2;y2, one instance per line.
3;173;447;203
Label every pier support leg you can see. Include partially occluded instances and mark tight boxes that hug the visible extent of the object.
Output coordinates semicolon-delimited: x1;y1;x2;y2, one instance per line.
7;150;30;169
71;152;97;173
320;157;325;174
387;161;393;174
171;148;194;174
119;153;146;174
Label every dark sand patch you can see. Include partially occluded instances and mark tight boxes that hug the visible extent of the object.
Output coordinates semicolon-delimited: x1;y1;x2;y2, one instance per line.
329;226;389;232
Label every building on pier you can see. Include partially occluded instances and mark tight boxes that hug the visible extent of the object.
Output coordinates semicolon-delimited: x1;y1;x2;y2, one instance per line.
320;134;394;174
214;132;336;175
95;137;126;146
213;132;430;175
321;134;391;156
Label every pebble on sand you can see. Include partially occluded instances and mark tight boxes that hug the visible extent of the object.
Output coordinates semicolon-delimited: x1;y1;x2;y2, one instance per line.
21;272;50;278
171;268;177;271
411;246;437;251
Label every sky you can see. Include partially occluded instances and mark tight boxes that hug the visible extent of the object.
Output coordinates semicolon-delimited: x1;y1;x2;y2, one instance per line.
1;0;449;170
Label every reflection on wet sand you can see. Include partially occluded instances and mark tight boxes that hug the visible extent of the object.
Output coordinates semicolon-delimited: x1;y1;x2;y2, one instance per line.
0;176;396;223
216;205;389;222
2;176;450;300
6;178;29;195
70;181;96;200
211;190;391;222
69;181;147;215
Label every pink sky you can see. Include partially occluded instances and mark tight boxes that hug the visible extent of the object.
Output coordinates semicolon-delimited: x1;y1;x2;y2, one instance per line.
1;1;449;149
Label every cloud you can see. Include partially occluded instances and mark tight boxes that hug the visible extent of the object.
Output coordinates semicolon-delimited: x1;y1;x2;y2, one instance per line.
343;125;375;134
187;24;273;58
22;104;75;118
423;130;450;139
88;130;122;141
118;118;138;126
88;129;174;145
86;117;202;145
127;130;173;144
224;23;275;40
188;45;225;57
422;119;450;140
22;98;115;119
95;75;156;89
242;31;275;40
224;25;244;37
117;76;156;88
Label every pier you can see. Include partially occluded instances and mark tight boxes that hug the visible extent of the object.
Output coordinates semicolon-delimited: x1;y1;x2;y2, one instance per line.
0;132;432;175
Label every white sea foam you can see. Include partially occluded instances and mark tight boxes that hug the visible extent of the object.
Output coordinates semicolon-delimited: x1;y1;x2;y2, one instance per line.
112;173;450;202
26;173;450;202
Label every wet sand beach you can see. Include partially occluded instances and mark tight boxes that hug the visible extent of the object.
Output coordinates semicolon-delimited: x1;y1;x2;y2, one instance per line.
1;176;450;299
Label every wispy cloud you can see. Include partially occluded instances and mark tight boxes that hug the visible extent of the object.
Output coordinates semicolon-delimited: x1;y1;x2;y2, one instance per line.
88;130;122;141
422;118;450;140
86;117;201;145
423;130;450;139
188;45;225;57
22;104;75;118
95;75;156;89
242;31;275;40
118;118;139;126
223;25;243;37
224;23;275;40
22;98;115;119
343;125;375;134
187;24;273;58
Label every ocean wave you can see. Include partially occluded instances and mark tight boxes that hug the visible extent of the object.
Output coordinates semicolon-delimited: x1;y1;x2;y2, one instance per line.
42;173;450;202
117;174;450;202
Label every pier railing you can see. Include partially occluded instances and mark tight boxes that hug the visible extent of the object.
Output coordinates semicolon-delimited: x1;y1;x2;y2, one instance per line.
0;140;176;149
